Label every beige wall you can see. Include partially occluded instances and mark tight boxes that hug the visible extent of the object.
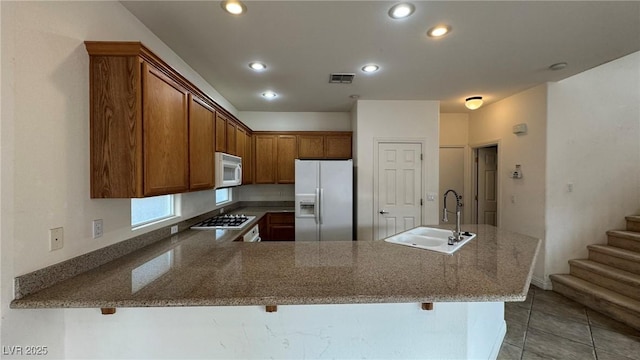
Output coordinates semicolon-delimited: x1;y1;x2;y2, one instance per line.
354;100;440;240
468;84;548;286
440;113;469;146
546;52;640;280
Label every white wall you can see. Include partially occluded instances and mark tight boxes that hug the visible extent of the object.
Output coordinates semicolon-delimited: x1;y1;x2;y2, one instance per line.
468;85;548;286
545;52;640;279
239;111;351;131
354;100;440;240
1;1;238;357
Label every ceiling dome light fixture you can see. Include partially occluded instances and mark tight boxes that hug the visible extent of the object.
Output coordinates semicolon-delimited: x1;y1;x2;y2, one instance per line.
249;62;267;71
465;96;483;110
262;91;277;99
361;64;380;73
221;0;246;15
388;3;415;19
427;25;452;38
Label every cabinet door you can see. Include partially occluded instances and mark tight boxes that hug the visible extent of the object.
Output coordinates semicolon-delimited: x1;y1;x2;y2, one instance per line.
226;121;237;155
236;127;246;174
325;134;352;159
243;131;253;184
298;135;324;159
277;135;297;184
215;113;226;153
268;212;295;241
188;95;215;190
142;63;189;196
254;135;277;184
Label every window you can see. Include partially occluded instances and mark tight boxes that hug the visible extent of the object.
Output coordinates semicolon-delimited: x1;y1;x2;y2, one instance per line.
131;195;175;227
215;188;231;205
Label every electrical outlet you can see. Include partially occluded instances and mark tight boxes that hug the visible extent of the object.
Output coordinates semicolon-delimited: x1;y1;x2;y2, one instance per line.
427;193;437;201
92;219;103;239
171;225;178;234
49;227;64;251
220;207;225;214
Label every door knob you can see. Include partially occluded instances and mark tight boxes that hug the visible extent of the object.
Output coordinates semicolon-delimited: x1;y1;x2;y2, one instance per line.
379;210;389;214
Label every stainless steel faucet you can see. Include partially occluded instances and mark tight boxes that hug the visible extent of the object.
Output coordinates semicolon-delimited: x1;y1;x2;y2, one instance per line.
442;189;462;245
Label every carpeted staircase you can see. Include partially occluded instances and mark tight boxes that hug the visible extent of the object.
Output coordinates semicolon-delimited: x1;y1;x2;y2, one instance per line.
550;215;640;330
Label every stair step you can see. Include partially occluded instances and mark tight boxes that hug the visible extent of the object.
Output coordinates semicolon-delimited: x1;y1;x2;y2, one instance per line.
626;215;640;232
569;259;640;301
588;245;640;275
550;274;640;330
607;230;640;253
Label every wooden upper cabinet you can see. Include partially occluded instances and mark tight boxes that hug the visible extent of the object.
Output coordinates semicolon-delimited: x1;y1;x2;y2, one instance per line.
325;134;352;159
85;41;243;198
188;95;215;191
297;132;352;159
298;135;325;159
215;113;227;153
226;120;237;155
254;134;277;184
235;126;245;168
142;63;190;196
243;131;253;184
277;135;297;184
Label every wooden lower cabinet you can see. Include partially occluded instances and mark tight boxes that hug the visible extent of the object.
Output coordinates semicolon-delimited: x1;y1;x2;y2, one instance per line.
259;212;295;241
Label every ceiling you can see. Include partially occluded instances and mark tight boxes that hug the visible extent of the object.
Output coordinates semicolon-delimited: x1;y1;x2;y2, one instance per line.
121;1;640;113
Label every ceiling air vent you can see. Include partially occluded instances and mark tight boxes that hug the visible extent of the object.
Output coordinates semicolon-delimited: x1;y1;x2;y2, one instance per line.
329;73;355;84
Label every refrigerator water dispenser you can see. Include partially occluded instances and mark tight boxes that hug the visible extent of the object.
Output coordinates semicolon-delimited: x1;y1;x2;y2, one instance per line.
295;194;317;218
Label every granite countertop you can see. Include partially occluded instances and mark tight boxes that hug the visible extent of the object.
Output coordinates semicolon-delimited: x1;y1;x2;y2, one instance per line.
11;221;540;309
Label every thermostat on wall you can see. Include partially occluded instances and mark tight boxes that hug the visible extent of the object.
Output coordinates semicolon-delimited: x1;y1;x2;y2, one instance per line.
513;123;528;135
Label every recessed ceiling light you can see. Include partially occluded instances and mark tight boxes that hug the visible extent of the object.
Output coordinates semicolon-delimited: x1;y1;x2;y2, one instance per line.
262;91;277;99
549;62;568;71
388;3;415;19
465;96;483;110
221;0;246;15
249;62;267;71
427;25;451;38
361;64;379;73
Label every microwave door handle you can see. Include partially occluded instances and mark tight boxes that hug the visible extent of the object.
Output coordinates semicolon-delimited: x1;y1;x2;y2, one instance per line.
236;164;242;180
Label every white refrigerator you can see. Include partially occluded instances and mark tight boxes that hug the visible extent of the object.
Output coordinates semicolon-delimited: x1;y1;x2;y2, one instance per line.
295;160;353;241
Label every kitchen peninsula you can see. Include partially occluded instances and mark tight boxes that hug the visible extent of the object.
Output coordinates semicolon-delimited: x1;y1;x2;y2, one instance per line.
11;222;539;359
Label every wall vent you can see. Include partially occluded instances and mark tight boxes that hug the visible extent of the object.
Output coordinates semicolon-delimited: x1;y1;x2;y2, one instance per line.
329;73;355;84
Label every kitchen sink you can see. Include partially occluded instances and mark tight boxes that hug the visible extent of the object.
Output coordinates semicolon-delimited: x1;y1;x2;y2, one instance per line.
384;226;476;254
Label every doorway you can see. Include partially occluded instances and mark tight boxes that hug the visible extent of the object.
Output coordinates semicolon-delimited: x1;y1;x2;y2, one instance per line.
374;142;423;240
473;145;498;226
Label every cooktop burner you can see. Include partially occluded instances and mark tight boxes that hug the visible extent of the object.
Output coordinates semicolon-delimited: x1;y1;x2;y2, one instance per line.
190;214;255;230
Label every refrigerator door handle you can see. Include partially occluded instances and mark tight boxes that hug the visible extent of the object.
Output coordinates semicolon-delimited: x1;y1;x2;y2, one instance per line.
315;188;320;225
319;188;324;225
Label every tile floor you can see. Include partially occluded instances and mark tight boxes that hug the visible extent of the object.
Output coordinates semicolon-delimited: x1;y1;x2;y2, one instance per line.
498;285;640;360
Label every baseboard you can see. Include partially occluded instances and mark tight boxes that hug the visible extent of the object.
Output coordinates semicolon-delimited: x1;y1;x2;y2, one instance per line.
531;275;553;290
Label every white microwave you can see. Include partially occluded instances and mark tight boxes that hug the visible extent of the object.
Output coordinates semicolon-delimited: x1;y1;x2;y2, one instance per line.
215;152;242;188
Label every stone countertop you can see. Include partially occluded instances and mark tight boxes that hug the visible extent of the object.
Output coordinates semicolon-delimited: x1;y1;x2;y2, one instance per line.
11;224;540;309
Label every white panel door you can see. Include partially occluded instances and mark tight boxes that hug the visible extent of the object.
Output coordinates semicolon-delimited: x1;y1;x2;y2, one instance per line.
376;143;422;240
477;146;498;226
439;147;465;224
